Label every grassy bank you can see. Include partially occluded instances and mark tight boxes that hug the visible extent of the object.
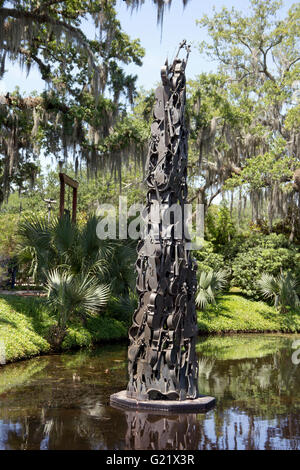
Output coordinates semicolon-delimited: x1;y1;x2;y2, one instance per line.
0;294;127;364
1;293;300;365
197;294;300;333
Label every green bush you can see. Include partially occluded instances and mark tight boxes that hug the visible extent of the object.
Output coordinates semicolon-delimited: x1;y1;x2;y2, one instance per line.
194;241;226;273
231;234;300;297
258;271;300;313
205;204;236;249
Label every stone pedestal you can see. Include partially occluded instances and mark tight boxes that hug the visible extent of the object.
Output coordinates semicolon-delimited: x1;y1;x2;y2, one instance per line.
110;390;216;413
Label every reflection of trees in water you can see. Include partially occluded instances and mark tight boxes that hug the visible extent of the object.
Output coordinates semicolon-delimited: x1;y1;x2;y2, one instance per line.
2;405;300;450
1;338;300;449
197;335;295;361
1;405;123;450
0;357;49;395
198;349;300;420
116;406;300;450
0;348;128;450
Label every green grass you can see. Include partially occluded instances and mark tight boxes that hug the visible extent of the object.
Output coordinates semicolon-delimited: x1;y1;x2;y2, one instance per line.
2;292;300;365
196;333;296;360
198;294;300;333
0;296;51;362
0;294;127;364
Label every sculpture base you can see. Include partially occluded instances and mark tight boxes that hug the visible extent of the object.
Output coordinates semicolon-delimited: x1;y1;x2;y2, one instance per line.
110;390;216;413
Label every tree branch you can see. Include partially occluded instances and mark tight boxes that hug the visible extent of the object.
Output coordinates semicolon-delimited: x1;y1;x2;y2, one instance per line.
0;7;98;72
0;93;69;113
2;45;51;79
258;46;276;82
33;0;66;13
284;57;300;75
207;187;222;207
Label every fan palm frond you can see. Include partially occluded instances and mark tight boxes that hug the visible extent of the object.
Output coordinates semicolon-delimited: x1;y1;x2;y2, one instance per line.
52;215;77;256
45;269;110;328
196;269;229;310
258;271;300;312
107;241;136;296
17;218;54;281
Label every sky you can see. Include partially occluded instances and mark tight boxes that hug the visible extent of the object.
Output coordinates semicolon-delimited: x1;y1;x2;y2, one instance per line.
0;0;296;97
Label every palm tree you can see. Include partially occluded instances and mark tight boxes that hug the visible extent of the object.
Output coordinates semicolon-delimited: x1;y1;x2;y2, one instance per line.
257;272;300;313
195;269;229;311
106;240;136;297
17;215;111;282
18;217;54;282
17;215;137;341
45;269;110;349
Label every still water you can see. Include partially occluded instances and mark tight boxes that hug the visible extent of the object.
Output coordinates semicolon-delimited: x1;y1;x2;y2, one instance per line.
0;334;299;450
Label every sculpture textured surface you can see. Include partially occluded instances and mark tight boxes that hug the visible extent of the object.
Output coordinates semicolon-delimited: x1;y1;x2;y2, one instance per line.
127;41;199;401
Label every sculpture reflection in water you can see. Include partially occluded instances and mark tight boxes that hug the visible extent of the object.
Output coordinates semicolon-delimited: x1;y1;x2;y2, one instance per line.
123;411;201;450
127;41;199;401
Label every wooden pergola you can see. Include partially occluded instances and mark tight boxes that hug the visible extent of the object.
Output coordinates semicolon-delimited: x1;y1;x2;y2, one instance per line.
59;173;79;224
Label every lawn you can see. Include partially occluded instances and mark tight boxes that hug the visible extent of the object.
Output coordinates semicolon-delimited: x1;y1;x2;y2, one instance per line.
1;292;300;365
0;294;127;364
197;294;300;333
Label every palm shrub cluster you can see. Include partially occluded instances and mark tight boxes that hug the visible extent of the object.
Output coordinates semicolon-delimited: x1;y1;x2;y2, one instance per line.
258;272;300;314
17;215;136;348
196;270;229;311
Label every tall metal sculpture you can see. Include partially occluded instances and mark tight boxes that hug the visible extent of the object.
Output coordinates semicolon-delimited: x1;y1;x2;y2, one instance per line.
126;41;199;402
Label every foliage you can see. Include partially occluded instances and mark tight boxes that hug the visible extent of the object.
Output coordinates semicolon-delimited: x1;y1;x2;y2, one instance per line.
230;233;300;297
0;293;127;363
0;0;145;201
188;0;300;236
0;295;51;362
124;0;191;26
205;204;236;249
0;212;21;257
194;241;226;273
61;314;127;349
258;271;300;313
197;294;300;333
16;214;136;346
0;0;191;202
45;269;110;328
106;293;137;325
18;215;104;281
195;269;229;311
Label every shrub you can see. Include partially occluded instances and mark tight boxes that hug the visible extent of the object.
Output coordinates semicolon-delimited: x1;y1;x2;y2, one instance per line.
258;272;300;313
17;215;135;347
231;234;300;297
205;204;236;249
196;269;229;310
194;241;226;273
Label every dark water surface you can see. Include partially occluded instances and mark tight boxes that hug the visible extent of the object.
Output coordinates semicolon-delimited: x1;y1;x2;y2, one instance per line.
0;334;300;450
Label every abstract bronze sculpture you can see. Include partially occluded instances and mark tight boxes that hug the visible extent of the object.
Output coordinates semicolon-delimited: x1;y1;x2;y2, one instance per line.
127;41;198;401
111;42;215;411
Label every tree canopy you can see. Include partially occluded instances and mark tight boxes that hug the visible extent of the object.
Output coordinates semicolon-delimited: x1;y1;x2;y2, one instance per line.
185;0;300;237
1;0;299;242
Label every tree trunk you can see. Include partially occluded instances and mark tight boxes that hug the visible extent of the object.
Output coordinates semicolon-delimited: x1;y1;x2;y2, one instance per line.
268;188;273;233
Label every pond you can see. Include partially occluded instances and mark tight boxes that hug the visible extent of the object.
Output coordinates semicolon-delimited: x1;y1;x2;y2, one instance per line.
0;334;299;450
